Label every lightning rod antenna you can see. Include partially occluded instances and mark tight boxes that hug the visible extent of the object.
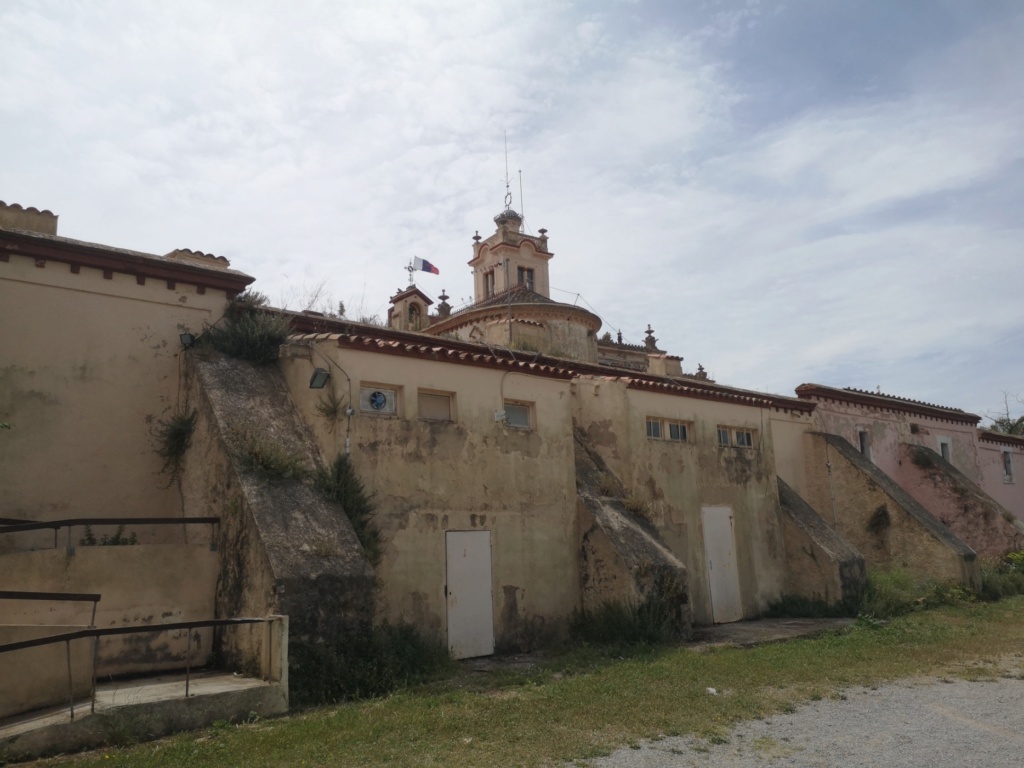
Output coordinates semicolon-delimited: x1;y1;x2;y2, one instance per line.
519;168;525;223
504;131;512;211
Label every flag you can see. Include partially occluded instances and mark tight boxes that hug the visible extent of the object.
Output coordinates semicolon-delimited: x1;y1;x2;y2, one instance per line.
413;256;440;275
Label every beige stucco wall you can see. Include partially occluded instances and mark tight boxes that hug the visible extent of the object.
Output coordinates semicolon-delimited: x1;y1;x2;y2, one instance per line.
0;544;218;676
573;377;798;624
0;252;232;541
0;626;93;719
770;411;814;495
801;432;976;585
279;340;581;649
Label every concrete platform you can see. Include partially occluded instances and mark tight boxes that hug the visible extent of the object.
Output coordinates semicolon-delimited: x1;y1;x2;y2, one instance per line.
0;670;287;762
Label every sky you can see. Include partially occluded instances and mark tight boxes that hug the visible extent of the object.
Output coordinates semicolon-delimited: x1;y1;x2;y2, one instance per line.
2;0;1022;421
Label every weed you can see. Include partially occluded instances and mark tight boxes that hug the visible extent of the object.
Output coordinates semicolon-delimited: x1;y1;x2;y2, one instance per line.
79;524;137;547
570;590;687;649
763;594;857;619
204;292;291;364
228;423;307;482
910;447;935;469
289;621;450;706
596;473;620;496
978;552;1024;602
153;408;197;477
623;496;650;519
315;389;347;429
315;454;383;565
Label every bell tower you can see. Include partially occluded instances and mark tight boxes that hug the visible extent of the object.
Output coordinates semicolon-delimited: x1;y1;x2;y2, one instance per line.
467;208;553;303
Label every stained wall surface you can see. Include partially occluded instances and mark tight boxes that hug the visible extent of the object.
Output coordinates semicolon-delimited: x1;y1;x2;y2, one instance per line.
279;339;581;649
0;250;235;539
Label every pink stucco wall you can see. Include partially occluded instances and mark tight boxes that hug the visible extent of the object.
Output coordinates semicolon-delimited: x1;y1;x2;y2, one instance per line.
978;436;1024;523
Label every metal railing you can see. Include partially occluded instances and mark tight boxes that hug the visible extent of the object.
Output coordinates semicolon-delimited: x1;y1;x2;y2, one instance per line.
0;617;272;722
0;590;102;628
0;516;219;552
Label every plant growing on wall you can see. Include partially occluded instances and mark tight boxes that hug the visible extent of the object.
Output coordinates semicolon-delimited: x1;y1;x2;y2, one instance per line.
315;454;383;565
153;408;197;478
203;290;292;365
315;390;347;431
227;422;308;482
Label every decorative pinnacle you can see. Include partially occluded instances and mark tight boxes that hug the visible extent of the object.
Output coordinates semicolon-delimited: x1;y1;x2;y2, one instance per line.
472;231;481;242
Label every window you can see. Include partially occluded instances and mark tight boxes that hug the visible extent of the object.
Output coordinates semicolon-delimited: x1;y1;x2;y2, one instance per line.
359;385;398;415
517;266;534;291
858;430;872;461
418;391;453;422
1004;450;1014;482
484;271;495;298
938;437;951;463
668;422;688;442
647;418;689;442
718;426;755;448
504;401;532;429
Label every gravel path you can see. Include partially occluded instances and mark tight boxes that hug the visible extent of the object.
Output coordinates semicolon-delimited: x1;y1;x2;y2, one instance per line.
581;676;1024;767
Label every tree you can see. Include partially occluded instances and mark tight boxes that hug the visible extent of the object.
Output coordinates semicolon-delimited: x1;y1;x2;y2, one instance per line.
986;392;1024;435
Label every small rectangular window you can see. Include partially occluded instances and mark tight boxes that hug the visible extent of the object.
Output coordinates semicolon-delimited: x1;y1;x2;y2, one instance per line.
517;267;534;291
858;430;872;461
504;401;532;429
1004;450;1014;482
734;430;753;448
938;438;951;463
646;418;663;439
717;428;731;447
418;391;453;422
668;422;688;442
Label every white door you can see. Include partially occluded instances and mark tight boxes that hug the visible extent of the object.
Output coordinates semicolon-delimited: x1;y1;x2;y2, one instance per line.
701;506;743;624
446;530;494;659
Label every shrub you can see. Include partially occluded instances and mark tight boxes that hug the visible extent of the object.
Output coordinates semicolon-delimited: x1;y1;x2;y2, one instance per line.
204;293;291;364
316;454;383;565
570;591;687;649
978;551;1024;602
289;621;450;706
153;408;197;477
763;594;858;619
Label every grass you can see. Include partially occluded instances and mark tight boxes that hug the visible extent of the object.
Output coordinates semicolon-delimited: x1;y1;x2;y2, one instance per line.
32;596;1024;768
226;422;308;482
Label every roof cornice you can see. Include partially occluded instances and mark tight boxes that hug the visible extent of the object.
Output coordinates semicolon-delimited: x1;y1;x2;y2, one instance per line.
795;383;980;425
286;327;814;413
0;227;255;296
978;429;1024;447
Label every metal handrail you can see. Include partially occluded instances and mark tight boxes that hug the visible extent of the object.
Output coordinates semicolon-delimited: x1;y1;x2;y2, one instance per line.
0;617;273;722
0;516;219;551
0;590;101;627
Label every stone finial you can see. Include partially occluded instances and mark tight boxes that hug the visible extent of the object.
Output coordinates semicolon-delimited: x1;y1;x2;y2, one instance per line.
696;364;708;380
617;330;623;344
472;231;482;243
644;324;658;350
437;289;452;319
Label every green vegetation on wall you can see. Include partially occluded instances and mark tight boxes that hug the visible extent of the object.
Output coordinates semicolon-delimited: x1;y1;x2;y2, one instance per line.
203;290;291;365
315;454;383;565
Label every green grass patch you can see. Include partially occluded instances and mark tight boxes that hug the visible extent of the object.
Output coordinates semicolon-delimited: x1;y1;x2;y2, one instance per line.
33;598;1024;768
227;422;307;482
202;291;291;365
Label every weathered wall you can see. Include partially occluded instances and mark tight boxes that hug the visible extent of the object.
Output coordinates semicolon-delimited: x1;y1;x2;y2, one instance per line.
575;429;691;629
777;478;866;604
184;353;375;669
0;626;92;719
801;433;977;585
0;250;232;543
0;545;217;676
977;435;1024;523
808;396;980;484
573;377;800;624
896;444;1024;558
279;339;581;650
